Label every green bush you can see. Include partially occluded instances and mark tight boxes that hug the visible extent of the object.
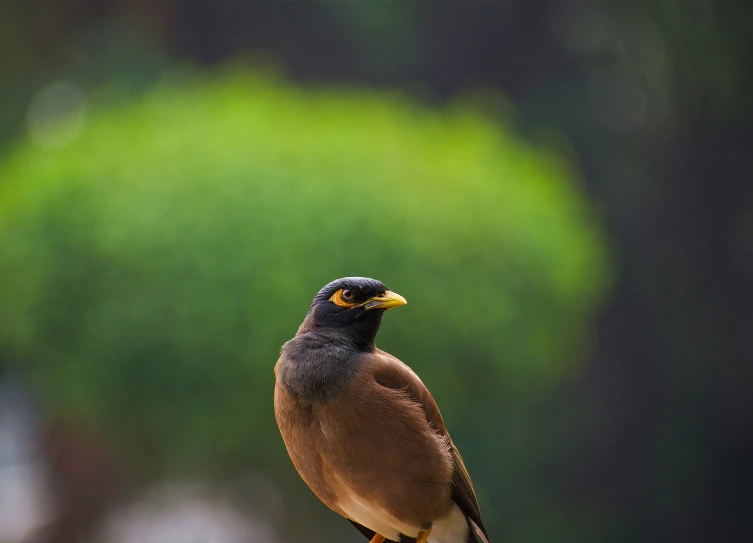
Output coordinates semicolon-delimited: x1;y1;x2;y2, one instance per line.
0;66;609;505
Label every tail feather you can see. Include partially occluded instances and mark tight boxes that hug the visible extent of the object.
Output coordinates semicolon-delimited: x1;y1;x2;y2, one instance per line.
467;517;490;543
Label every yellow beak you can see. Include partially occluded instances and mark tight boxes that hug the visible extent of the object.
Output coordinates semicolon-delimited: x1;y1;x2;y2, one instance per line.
362;290;408;311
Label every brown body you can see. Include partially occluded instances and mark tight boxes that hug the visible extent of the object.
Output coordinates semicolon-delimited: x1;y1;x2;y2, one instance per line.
275;349;453;536
273;277;489;543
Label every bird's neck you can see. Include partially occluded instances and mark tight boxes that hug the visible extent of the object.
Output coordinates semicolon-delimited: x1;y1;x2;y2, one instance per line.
296;312;384;352
277;333;366;403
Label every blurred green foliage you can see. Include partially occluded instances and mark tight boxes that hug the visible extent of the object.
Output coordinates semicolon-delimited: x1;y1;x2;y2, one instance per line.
0;66;609;506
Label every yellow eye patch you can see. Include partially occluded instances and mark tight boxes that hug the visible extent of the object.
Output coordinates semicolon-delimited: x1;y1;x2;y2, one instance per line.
329;289;357;307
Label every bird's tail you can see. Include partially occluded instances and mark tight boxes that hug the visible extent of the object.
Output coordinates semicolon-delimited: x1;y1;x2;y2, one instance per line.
465;516;490;543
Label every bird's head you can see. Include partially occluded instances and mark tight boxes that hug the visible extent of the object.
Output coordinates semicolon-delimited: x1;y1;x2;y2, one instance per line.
297;277;407;348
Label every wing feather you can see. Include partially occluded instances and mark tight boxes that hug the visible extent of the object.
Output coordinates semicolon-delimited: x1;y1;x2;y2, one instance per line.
370;350;491;543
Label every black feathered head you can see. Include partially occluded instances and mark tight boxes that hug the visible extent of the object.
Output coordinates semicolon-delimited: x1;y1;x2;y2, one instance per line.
297;277;407;348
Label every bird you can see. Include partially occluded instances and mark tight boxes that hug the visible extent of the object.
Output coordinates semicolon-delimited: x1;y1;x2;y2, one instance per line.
274;277;491;543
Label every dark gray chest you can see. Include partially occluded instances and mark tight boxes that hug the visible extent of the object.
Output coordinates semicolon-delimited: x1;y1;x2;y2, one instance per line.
276;334;364;403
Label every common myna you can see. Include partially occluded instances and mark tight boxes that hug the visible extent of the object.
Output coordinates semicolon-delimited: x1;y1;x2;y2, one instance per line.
274;277;491;543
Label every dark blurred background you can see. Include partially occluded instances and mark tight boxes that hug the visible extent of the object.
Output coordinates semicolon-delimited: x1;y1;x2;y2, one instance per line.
0;2;751;543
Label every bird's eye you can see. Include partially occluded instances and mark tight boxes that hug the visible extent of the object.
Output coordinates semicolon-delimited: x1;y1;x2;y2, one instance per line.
329;288;357;307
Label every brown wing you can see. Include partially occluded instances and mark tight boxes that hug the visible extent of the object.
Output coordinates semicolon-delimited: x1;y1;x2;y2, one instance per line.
371;349;491;543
